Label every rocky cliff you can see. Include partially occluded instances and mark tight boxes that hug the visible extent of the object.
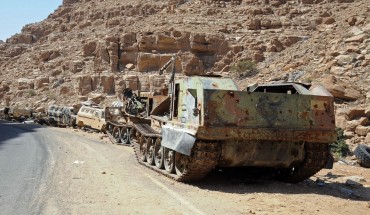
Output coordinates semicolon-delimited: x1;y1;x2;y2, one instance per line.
1;0;370;148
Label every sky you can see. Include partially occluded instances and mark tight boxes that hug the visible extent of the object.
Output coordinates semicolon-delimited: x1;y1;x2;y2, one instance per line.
0;0;62;41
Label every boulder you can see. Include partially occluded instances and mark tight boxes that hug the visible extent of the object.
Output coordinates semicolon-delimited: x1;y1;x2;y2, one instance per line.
6;33;34;44
320;75;361;101
247;19;261;30
121;33;137;51
89;93;104;104
346;120;359;132
17;78;32;90
124;75;139;91
137;53;161;72
345;34;369;43
330;66;346;75
78;95;88;101
69;60;84;73
125;63;135;70
157;34;177;52
355;125;369;136
358;117;370;126
365;107;370;118
106;19;120;28
180;53;205;75
280;36;301;47
335;115;347;130
346;108;366;120
100;75;115;94
40;50;53;62
77;75;93;95
323;17;335;25
138;35;157;52
6;46;23;57
83;41;97;57
59;86;70;95
346;45;360;53
34;77;49;90
120;52;137;65
35;107;45;113
335;55;354;66
365;133;370;143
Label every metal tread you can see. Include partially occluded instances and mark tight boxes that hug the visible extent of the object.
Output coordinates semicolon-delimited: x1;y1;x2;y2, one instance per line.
132;127;219;182
133;123;161;138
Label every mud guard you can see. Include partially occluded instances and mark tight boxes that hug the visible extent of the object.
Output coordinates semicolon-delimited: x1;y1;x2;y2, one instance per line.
161;125;196;156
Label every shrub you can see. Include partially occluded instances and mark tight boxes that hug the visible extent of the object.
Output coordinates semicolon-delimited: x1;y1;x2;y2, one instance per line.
329;128;350;158
47;92;57;101
28;89;36;97
230;60;258;74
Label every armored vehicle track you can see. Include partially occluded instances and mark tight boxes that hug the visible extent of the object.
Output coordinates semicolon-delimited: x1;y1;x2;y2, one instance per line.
132;124;220;182
275;142;330;183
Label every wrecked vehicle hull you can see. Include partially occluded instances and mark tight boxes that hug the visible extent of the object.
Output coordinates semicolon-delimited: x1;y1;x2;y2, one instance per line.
47;105;77;127
1;107;32;122
130;75;336;183
76;106;106;131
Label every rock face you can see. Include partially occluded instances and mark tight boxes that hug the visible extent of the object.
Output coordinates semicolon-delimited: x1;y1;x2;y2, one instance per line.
0;0;370;150
321;75;361;101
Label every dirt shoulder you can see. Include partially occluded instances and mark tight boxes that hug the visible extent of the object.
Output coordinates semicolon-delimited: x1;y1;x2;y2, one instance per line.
39;127;370;215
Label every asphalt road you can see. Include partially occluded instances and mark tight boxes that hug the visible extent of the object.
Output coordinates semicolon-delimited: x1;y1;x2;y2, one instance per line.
0;121;51;215
0;120;369;214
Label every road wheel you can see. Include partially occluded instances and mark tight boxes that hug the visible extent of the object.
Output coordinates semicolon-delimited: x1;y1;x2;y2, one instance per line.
354;144;370;168
146;138;155;165
164;147;175;173
120;128;129;145
175;152;190;177
139;136;147;162
112;127;121;144
154;139;164;169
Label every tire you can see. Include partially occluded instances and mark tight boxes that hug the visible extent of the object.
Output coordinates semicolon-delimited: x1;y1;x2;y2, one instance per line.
354;144;370;168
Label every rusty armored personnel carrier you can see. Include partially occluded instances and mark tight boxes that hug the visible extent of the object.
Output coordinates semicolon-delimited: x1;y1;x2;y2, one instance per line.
109;58;337;182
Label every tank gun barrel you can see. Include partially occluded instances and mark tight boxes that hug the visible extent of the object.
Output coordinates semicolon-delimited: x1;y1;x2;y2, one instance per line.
159;55;176;76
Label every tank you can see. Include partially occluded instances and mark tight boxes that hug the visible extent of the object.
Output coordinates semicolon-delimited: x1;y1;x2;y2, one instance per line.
105;89;168;144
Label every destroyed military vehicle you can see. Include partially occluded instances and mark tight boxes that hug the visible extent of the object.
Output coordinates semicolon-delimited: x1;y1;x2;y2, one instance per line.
47;105;77;127
76;106;106;131
0;107;32;121
107;57;337;182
